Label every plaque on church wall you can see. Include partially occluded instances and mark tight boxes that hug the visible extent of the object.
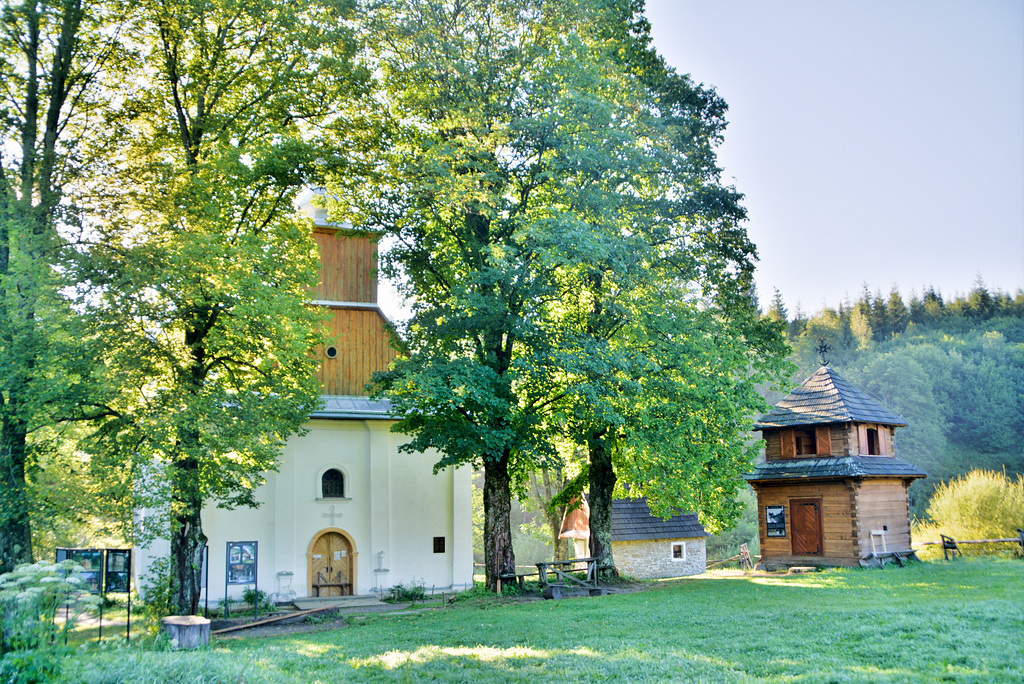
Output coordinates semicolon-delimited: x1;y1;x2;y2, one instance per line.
226;541;257;585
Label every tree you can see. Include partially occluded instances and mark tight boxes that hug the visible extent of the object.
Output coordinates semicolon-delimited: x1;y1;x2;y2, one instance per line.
344;0;790;586
78;0;364;614
0;0;120;573
346;0;610;590
766;288;788;323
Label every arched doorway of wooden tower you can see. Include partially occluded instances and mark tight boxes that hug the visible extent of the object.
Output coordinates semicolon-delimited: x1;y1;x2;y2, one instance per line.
307;529;358;597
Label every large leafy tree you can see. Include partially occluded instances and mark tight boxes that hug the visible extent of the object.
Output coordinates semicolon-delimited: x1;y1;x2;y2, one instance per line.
0;0;121;573
545;3;791;574
340;0;789;588
78;0;365;614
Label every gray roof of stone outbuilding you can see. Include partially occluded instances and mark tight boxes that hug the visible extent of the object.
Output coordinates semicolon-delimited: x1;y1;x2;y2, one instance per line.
744;455;927;483
754;366;908;430
311;395;393;420
611;499;707;541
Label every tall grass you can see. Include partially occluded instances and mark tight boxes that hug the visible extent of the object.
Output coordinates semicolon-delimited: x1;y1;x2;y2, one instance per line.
914;469;1024;558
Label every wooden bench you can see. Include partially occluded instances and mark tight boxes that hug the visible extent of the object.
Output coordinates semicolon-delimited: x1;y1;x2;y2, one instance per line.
312;570;352;597
863;549;919;568
498;572;537;593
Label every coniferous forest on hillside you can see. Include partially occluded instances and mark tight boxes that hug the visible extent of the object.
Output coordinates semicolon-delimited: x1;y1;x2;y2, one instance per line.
767;279;1024;516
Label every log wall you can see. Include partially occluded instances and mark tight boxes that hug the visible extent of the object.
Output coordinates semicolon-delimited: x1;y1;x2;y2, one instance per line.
853;479;913;554
752;480;861;568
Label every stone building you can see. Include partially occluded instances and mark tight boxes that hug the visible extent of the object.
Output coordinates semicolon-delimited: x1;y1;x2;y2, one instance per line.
559;497;708;579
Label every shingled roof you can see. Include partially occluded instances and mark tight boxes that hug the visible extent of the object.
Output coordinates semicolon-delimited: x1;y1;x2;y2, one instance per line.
755;366;908;430
611;499;707;542
744;455;927;483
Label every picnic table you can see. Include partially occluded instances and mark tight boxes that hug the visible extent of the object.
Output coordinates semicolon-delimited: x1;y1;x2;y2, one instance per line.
535;558;605;599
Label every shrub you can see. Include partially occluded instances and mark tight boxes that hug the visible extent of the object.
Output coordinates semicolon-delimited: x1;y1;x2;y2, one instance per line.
914;469;1024;558
242;586;275;615
0;560;101;683
386;580;426;603
138;556;174;633
0;560;99;654
706;488;760;561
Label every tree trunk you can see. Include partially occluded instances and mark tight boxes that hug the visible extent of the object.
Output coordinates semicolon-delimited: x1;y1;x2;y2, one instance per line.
532;470;572;562
588;430;617;578
482;453;515;591
169;459;207;615
0;417;33;573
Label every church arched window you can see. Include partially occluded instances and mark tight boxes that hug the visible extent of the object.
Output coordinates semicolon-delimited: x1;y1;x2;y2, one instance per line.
322;468;345;498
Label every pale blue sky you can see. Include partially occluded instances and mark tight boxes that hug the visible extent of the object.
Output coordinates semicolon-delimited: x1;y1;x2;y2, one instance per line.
645;0;1024;314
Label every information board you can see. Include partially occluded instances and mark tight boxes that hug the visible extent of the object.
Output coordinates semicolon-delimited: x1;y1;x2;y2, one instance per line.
226;541;257;585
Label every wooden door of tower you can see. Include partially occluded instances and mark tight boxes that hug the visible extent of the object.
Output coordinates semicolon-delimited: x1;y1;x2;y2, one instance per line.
790;498;823;556
309;531;353;596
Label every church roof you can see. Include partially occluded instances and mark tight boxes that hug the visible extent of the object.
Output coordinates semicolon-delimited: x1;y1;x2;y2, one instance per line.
611;499;707;541
744;455;927;482
558;497;591;540
755;366;908;429
312;395;393;420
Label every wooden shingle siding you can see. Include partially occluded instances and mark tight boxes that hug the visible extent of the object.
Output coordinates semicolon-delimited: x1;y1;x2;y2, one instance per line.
313;229;377;303
317;308;398;396
755;366;908;429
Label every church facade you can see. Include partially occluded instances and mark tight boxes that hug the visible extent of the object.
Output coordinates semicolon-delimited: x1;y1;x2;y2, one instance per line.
137;199;474;602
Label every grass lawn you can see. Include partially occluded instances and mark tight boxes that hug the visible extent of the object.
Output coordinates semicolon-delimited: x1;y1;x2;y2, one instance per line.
61;559;1023;683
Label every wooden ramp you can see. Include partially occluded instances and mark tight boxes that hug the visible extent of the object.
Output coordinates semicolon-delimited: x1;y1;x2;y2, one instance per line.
212;596;389;636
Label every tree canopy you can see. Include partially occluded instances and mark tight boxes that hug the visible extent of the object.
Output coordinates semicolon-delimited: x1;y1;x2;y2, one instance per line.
335;0;790;586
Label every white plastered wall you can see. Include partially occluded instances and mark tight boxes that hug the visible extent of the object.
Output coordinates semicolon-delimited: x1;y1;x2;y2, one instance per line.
136;417;474;602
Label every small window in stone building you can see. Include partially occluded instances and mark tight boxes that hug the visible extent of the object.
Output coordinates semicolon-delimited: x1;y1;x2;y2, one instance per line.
671;542;686;561
433;536;446;554
322;469;344;498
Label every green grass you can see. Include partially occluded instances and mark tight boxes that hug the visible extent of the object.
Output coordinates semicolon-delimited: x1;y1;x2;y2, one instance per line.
60;559;1024;683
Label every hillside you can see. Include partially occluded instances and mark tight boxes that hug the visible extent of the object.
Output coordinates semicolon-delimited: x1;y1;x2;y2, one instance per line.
769;280;1024;516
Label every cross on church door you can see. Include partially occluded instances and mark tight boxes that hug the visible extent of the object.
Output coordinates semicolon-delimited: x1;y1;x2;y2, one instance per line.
309;531;353;597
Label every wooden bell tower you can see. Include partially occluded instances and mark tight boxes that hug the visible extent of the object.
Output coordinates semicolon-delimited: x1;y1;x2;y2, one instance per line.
303;195;399;397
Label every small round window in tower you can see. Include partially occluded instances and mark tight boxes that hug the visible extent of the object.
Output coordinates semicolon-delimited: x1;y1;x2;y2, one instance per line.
325;345;338;359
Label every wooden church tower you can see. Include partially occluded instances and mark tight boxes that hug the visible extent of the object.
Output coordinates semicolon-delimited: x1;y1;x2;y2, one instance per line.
746;366;926;569
301;194;398;396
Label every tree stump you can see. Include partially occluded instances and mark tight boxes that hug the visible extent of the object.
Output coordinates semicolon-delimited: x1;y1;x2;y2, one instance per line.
542;586;563;600
162;616;211;649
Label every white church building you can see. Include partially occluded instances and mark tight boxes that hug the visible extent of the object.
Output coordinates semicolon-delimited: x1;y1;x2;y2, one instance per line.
137;199;474;602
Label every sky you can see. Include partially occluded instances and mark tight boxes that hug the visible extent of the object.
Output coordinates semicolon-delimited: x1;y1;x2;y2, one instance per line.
643;0;1024;315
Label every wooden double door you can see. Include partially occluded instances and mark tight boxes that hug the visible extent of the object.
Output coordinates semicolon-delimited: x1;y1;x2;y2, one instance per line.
309;530;353;596
790;498;823;556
